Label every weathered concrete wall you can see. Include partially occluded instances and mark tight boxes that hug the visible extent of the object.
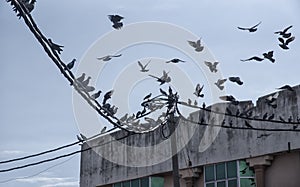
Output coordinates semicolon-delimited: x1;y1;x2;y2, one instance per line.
80;85;300;187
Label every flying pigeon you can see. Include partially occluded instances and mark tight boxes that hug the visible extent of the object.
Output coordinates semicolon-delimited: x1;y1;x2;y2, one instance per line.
215;79;227;90
91;90;102;100
204;61;219;73
263;51;275;63
138;60;150;72
48;39;64;54
238;21;262;32
274;25;293;38
187;38;204;52
193;83;204;97
166;58;185;63
97;54;122;62
149;70;171;85
102;90;114;104
278;36;295;50
108;15;124;29
64;59;76;70
240;56;264;62
277;84;294;92
229;77;243;85
219;95;239;105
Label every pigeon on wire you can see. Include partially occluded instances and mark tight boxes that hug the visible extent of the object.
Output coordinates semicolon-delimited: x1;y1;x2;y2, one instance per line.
85;86;95;92
81;77;91;87
108;15;124;29
48;39;64;54
244;121;253;129
64;59;76;70
100;126;107;134
219;95;239;105
277;84;294;92
166;58;185;63
193;83;204;98
138;60;150;72
204;61;219;73
149;70;171;85
97;54;122;62
237;21;262;33
229;77;243;85
187;38;204;52
278;36;295;50
16;0;36;18
262;51;275;63
274;25;293;38
76;73;86;83
102;90;114;104
215;79;227;90
91;90;102;100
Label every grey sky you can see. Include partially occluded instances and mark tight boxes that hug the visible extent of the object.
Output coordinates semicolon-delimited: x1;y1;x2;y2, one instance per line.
0;0;299;187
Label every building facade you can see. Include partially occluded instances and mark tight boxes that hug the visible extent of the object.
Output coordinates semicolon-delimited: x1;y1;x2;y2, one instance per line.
80;85;300;187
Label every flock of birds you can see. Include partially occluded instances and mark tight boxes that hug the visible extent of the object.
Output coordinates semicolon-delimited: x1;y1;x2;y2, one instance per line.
8;0;299;136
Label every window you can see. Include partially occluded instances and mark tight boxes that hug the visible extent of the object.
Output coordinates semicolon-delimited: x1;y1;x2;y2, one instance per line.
204;160;255;187
113;176;164;187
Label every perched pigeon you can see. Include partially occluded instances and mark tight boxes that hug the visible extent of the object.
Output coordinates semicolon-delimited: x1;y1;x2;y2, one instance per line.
229;77;243;85
97;54;122;61
193;83;204;97
277;85;294;92
244;121;253;129
138;60;150;72
102;90;114;104
274;25;293;38
215;79;227;90
166;58;185;63
204;61;219;73
85;86;95;92
149;70;171;85
17;0;36;18
64;59;76;70
91;90;102;100
76;73;86;83
48;39;64;54
81;77;91;87
238;21;262;32
263;51;275;63
187;39;204;52
100;126;107;134
108;15;124;29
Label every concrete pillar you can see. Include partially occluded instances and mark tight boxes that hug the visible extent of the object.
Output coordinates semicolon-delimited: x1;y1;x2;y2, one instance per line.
246;155;273;187
180;167;202;187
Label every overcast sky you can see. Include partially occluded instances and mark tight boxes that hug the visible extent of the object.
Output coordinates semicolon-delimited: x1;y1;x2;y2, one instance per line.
0;0;299;187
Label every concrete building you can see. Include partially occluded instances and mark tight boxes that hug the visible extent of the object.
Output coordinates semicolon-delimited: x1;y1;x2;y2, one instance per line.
80;85;300;187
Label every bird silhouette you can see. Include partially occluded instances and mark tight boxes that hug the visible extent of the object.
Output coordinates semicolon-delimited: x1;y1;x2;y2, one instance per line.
263;51;275;63
238;21;262;32
229;77;243;85
81;77;91;87
219;95;239;105
64;59;76;70
277;84;294;92
80;133;88;141
91;90;102;100
17;0;36;18
138;60;150;72
274;25;293;38
215;79;227;90
97;54;122;61
76;73;86;83
76;135;84;142
143;93;152;100
102;90;114;105
187;39;204;52
263;112;268;120
108;15;124;29
265;92;279;108
166;58;185;63
268;113;275;120
244;121;253;129
100;126;107;134
204;61;219;73
149;70;171;85
194;84;204;97
278;36;295;50
48;39;64;54
85;86;95;92
240;56;264;62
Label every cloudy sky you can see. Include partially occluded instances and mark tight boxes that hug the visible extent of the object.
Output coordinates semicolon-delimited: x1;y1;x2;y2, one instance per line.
0;0;299;187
